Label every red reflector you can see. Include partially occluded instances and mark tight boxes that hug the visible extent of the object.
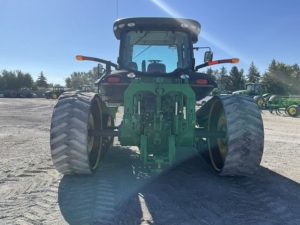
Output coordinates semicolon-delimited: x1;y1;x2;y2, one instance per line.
107;77;120;83
208;61;219;66
195;79;208;84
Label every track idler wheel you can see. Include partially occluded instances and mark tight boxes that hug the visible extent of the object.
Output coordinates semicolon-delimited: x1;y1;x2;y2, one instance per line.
50;92;113;174
198;95;264;176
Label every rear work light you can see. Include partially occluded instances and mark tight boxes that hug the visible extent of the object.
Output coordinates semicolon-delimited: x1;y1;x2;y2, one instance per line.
195;79;208;84
107;77;121;83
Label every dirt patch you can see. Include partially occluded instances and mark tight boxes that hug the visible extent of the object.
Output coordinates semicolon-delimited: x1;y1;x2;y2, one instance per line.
0;99;299;224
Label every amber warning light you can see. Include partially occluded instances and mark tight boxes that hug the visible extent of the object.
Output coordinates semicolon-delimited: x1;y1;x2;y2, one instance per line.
76;55;95;61
76;55;84;60
208;58;239;66
231;58;239;63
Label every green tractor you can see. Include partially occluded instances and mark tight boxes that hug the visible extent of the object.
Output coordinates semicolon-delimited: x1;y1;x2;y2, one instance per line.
78;85;93;93
50;17;264;176
232;83;270;108
44;86;66;99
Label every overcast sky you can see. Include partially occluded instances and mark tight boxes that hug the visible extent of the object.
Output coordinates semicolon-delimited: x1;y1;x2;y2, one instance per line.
1;0;299;85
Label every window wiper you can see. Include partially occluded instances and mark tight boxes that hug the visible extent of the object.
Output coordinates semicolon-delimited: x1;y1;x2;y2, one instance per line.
133;45;152;59
134;31;150;45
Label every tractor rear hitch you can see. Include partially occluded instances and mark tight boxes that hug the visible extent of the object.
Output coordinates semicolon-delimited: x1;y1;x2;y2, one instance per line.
88;129;118;137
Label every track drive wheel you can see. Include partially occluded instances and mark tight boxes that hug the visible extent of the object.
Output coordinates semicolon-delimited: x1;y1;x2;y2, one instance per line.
50;92;111;174
207;95;264;176
287;105;299;117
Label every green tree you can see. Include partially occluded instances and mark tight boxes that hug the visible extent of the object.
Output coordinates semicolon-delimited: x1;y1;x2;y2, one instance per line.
16;70;25;89
216;66;231;92
23;73;33;89
69;71;86;89
2;70;18;90
220;75;232;92
0;75;5;90
32;82;38;90
205;68;217;81
219;66;228;77
36;71;48;88
86;66;99;84
0;70;33;90
291;64;300;94
229;66;245;91
66;66;99;89
65;77;72;88
247;62;260;83
262;60;294;95
206;67;213;76
212;69;220;81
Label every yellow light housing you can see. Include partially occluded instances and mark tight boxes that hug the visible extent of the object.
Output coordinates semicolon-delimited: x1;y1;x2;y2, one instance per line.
76;55;84;61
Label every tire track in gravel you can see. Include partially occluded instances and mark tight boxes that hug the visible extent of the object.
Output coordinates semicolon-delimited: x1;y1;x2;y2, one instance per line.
57;143;136;225
0;156;62;225
113;147;300;225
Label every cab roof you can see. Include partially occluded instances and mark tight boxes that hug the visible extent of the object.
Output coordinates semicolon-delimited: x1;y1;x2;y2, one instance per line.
113;17;201;43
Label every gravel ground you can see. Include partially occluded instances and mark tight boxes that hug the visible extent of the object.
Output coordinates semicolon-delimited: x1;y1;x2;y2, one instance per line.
0;98;300;225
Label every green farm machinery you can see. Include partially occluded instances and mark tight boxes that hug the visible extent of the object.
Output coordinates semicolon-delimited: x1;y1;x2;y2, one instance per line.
267;95;300;117
232;83;270;108
50;17;264;176
44;86;66;99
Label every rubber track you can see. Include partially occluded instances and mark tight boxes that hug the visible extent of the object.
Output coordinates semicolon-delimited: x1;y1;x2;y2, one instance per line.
218;95;264;176
50;92;97;174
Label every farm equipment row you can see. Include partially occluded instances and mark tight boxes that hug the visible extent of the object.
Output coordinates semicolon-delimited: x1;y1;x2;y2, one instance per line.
232;84;300;117
267;95;300;117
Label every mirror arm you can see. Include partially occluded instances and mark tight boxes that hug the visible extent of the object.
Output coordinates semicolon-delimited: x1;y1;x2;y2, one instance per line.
193;47;211;51
195;58;239;71
76;55;118;71
195;62;209;71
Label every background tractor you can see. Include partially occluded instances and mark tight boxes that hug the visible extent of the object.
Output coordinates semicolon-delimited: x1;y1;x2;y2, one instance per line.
232;83;270;108
50;17;264;176
44;86;66;99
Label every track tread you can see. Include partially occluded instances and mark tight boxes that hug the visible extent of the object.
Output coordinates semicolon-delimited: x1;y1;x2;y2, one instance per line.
50;92;96;174
220;95;264;176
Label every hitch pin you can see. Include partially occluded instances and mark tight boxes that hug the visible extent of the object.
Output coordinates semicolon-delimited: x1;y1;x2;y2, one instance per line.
175;102;178;115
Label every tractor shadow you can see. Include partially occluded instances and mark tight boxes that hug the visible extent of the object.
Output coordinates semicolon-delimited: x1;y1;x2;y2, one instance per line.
113;151;300;225
57;147;300;225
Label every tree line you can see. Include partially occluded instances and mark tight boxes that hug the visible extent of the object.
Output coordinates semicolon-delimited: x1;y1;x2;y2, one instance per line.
203;59;300;95
1;59;299;95
65;59;299;95
0;71;61;91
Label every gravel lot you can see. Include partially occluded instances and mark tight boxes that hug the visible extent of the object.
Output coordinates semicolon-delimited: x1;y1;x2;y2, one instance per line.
0;98;300;225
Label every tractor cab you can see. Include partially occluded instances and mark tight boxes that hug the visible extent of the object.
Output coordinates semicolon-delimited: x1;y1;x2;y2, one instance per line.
233;83;267;96
245;83;265;95
76;17;239;103
114;17;201;74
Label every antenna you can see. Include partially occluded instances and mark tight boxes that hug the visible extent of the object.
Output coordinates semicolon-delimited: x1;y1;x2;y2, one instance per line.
116;0;118;18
